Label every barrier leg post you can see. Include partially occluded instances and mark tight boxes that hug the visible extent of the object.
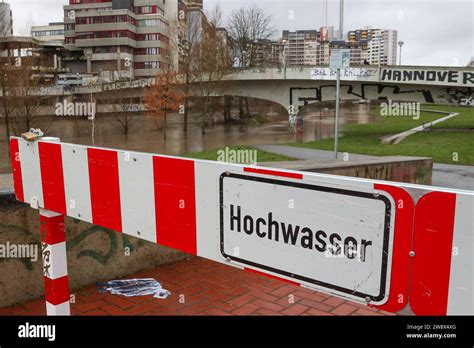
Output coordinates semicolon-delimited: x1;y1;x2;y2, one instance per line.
40;209;71;316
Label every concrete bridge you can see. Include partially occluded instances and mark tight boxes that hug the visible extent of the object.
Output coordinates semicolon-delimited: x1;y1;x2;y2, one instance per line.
20;65;474;116
214;65;474;109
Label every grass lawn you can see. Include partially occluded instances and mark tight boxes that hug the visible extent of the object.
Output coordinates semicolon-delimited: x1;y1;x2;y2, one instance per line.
182;145;295;163
291;105;474;165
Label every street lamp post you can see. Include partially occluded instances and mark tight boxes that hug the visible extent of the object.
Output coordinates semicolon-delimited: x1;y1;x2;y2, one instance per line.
398;40;404;65
334;0;344;159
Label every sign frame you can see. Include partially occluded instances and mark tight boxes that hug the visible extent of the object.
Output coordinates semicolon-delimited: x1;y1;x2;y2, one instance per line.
219;172;394;304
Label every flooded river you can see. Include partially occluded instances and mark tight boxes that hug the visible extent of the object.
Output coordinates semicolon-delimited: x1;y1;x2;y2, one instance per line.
0;103;375;173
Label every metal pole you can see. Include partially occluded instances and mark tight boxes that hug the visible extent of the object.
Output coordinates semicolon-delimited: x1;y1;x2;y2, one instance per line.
335;70;341;159
398;41;404;66
334;0;344;159
339;0;344;40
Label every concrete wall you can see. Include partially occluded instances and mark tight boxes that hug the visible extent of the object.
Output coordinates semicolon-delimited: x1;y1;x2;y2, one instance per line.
0;192;188;308
262;156;433;185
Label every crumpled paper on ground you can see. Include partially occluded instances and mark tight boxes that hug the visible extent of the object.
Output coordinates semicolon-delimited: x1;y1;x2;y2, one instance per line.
97;278;171;299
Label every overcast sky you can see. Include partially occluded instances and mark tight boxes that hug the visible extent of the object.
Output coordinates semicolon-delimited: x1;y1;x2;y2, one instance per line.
9;0;474;66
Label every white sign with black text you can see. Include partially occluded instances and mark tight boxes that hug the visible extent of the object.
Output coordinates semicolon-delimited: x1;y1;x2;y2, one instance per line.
219;172;395;305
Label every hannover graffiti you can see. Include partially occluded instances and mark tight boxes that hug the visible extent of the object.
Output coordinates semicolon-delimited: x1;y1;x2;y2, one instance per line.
381;68;474;86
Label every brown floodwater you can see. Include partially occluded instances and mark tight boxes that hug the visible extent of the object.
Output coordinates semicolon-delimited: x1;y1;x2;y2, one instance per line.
0;103;375;173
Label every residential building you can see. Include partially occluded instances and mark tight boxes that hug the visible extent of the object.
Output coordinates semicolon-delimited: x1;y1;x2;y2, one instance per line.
31;23;65;44
348;27;397;65
279;26;397;67
249;39;282;67
282;30;320;65
282;27;347;66
0;1;13;37
63;0;170;79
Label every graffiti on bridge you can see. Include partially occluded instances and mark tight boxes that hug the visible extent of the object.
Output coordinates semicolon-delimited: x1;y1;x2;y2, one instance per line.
290;84;473;106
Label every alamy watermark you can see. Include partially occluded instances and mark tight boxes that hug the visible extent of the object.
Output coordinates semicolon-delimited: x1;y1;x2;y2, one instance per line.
217;147;257;165
380;100;420;120
0;242;38;262
55;100;96;120
18;322;55;341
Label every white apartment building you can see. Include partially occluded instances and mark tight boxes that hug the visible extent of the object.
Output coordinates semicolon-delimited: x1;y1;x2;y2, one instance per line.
365;28;398;65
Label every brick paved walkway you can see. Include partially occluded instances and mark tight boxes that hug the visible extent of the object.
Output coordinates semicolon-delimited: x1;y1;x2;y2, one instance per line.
0;258;395;316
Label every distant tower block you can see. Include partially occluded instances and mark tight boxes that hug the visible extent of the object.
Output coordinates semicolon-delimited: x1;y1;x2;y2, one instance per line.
0;1;13;37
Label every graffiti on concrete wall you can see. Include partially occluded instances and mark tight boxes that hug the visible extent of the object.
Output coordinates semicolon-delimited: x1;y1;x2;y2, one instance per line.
311;67;378;80
290;84;474;106
438;87;473;106
0;220;146;271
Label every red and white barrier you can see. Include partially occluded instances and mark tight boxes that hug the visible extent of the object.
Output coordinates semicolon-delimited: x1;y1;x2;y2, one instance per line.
9;136;473;316
410;190;474;315
40;209;70;316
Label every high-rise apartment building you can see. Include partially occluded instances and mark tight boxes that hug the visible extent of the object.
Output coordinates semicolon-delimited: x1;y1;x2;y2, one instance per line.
0;1;13;37
282;30;320;65
63;0;170;79
281;26;397;67
348;27;397;65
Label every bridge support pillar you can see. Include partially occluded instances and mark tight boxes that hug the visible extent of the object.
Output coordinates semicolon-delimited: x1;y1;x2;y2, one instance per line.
40;209;71;316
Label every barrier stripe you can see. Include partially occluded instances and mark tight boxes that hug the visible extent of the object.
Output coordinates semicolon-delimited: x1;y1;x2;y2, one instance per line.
44;275;70;306
447;193;474;315
153;156;197;255
40;213;66;245
372;184;414;312
194;161;224;260
45;301;71;316
410;191;456;315
244;167;303;179
61;144;93;223
18;139;43;207
9;139;24;202
40;209;70;316
88;148;122;232
118;151;157;243
39;142;66;214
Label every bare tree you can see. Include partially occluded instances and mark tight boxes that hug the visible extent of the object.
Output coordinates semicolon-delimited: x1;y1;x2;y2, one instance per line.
227;4;275;68
0;18;15;144
105;57;140;135
227;5;274;120
177;8;202;133
106;85;139;135
0;55;14;144
193;22;232;131
208;3;223;27
0;44;51;137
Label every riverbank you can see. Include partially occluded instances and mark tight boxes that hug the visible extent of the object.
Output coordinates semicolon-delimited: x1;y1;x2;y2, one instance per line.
288;105;473;165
